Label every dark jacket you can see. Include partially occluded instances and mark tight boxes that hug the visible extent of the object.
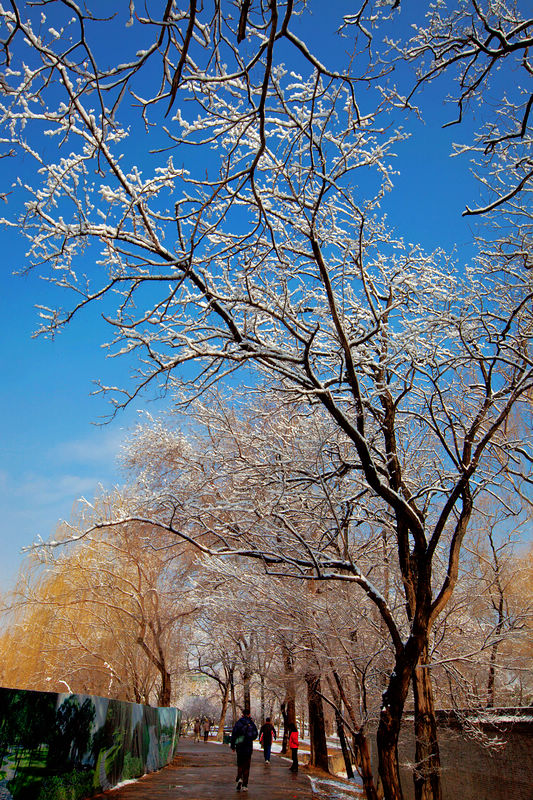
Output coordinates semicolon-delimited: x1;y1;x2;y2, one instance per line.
259;722;276;745
230;714;258;754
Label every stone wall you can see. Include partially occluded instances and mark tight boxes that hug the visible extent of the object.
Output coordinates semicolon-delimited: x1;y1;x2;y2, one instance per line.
396;709;533;800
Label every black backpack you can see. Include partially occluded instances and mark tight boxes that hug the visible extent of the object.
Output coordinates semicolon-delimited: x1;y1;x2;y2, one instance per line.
235;718;255;747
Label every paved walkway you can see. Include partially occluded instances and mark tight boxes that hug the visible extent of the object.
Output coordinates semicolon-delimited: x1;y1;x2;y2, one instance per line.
92;738;364;800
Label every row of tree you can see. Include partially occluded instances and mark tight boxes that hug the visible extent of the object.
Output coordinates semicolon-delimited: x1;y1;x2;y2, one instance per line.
2;397;532;794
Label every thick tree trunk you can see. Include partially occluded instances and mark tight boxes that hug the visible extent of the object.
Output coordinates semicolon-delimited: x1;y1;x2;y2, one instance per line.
239;633;254;713
280;702;289;754
305;671;329;772
487;593;504;707
260;673;265;724
376;642;421;800
158;667;172;707
230;668;237;723
242;667;251;711
412;645;442;800
486;647;497;708
136;627;171;707
378;623;444;800
377;715;403;800
356;732;381;800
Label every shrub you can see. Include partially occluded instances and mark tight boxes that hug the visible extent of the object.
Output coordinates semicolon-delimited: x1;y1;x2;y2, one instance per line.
37;770;93;800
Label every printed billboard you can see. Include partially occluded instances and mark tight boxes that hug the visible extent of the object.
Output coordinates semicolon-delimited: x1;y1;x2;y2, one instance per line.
0;687;181;799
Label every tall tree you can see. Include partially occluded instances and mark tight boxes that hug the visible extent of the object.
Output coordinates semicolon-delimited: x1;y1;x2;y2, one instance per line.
1;4;532;799
120;385;533;799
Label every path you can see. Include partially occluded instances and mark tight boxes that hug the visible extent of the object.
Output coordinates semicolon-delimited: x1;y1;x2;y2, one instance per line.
92;738;365;800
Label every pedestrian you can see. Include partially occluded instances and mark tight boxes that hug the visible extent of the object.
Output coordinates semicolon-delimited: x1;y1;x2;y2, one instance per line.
230;707;258;792
193;719;201;742
258;717;276;764
203;718;211;742
288;722;299;773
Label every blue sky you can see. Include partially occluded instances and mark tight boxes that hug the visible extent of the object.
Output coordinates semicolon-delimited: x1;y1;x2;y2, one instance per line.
0;3;484;592
0;240;144;589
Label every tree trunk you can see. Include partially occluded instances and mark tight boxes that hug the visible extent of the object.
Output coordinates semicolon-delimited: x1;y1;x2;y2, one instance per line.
260;673;265;724
217;681;230;741
486;593;504;707
239;633;254;712
136;629;171;707
357;732;381;800
376;645;418;800
325;671;353;779
412;645;442;800
158;667;172;707
281;642;296;755
376;713;403;800
330;667;380;800
305;671;329;772
230;671;237;723
336;706;354;779
242;673;251;712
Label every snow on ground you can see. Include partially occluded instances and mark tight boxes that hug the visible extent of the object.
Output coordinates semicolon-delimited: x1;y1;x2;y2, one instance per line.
308;776;365;799
110;779;140;790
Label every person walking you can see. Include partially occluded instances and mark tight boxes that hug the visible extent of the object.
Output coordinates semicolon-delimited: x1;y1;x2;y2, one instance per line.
193;719;201;742
230;707;258;791
203;718;211;742
258;717;276;764
288;722;299;773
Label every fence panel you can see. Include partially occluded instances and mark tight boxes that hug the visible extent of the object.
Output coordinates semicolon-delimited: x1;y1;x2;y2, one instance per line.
0;686;181;800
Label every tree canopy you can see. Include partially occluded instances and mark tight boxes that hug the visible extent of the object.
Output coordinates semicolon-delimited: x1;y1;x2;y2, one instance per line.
1;3;532;800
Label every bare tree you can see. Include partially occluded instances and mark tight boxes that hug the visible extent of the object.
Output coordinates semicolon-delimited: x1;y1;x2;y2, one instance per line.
431;508;533;711
383;0;533;217
118;378;533;800
1;4;532;799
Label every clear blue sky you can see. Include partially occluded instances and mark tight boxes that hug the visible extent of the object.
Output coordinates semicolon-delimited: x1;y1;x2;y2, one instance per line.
0;3;481;592
0;245;146;589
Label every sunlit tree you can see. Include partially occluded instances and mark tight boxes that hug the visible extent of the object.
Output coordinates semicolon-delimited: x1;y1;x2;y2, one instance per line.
1;4;532;799
2;499;198;705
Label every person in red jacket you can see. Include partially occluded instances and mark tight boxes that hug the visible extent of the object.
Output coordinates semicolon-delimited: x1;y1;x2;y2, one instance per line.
288;722;299;773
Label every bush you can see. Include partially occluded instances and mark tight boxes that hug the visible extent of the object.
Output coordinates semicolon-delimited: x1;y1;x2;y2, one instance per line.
121;753;143;781
37;770;94;800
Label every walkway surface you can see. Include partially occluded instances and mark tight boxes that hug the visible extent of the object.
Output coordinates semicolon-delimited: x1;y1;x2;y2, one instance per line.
93;738;364;800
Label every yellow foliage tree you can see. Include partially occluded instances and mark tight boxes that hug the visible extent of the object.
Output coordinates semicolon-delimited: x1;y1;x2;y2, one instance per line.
0;494;198;706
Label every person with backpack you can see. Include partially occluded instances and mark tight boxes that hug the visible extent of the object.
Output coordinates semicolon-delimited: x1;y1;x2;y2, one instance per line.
258;717;277;764
230;707;258;791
